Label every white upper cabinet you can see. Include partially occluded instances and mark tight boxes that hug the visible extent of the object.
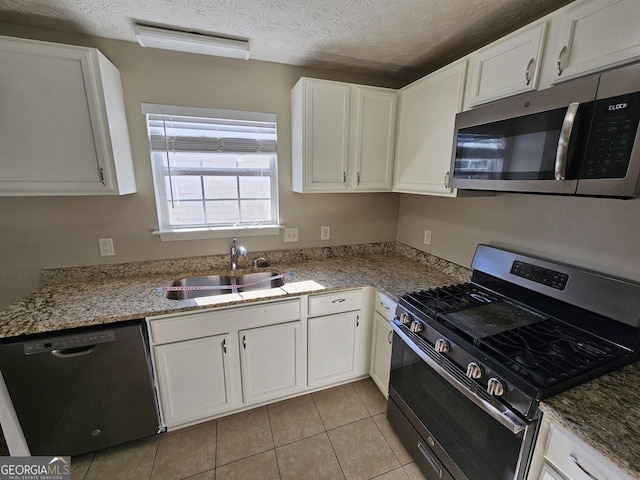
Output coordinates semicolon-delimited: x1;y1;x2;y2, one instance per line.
467;23;547;107
393;61;467;196
552;0;640;83
350;87;397;191
0;35;136;196
291;78;396;193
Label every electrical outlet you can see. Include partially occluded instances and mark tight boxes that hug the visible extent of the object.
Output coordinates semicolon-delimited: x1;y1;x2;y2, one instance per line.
423;229;432;246
98;238;115;256
284;227;299;243
321;226;331;241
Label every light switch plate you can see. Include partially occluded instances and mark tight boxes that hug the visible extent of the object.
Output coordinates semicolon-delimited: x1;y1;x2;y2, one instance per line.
423;229;432;245
284;227;299;242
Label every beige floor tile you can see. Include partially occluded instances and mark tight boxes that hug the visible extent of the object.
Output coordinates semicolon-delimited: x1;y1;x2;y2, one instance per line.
71;452;94;480
268;394;325;447
215;407;274;466
352;378;387;416
151;420;216;480
276;433;344;480
371;467;410;480
187;469;216;480
215;450;279;480
328;418;400;480
84;436;159;480
312;384;370;430
403;462;428;480
373;414;413;465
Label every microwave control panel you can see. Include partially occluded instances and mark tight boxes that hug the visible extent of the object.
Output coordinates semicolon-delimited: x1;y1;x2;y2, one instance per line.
582;92;640;179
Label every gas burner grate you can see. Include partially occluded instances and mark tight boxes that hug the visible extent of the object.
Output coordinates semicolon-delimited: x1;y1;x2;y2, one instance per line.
479;319;628;388
402;283;500;318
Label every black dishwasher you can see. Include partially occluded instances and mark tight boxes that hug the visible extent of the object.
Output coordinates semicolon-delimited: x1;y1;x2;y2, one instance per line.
0;320;160;456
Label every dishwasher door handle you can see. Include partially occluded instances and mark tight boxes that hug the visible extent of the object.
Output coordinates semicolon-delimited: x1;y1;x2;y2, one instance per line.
51;345;96;358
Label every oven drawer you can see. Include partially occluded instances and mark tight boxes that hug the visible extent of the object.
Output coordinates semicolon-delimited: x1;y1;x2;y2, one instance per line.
308;289;362;317
388;398;455;480
544;423;632;480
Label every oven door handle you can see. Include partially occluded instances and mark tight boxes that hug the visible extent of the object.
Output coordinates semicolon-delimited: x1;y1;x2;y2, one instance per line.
393;324;528;436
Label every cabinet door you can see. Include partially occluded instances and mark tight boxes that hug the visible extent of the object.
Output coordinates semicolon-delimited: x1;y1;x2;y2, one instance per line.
539;465;565;480
154;335;233;427
308;311;364;386
394;61;467;196
351;86;396;191
553;0;640;83
369;312;393;397
0;36;136;195
292;78;350;192
467;23;546;107
239;321;304;404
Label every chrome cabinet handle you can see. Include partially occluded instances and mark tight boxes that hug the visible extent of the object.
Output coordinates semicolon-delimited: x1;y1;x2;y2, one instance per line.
331;298;346;304
222;338;227;354
356;314;360;327
444;171;450;188
388;330;393;344
525;58;534;85
357;172;360;185
380;301;390;310
555;102;580;180
417;441;443;478
557;46;567;76
242;335;247;349
570;454;600;480
99;167;106;186
343;171;346;185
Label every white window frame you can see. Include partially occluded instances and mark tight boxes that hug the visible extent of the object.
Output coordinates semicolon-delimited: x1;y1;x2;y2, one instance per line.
141;103;282;241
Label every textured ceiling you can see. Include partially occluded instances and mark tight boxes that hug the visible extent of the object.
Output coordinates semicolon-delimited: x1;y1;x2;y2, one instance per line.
0;0;574;81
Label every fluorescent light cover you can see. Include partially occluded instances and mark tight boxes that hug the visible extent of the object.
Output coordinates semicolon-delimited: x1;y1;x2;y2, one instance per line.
134;25;250;60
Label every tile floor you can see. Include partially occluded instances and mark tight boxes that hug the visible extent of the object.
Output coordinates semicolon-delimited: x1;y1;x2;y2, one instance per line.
70;378;428;480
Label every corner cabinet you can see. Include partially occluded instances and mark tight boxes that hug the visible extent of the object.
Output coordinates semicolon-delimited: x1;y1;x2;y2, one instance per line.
369;291;396;397
552;0;640;83
0;35;136;196
291;78;396;193
466;23;547;107
393;61;467;196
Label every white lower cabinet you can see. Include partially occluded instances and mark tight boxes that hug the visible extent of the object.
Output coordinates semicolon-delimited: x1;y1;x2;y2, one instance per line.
154;334;233;427
369;311;393;397
239;321;304;404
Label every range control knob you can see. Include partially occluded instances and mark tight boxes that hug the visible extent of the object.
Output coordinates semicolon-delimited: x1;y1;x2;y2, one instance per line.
410;321;424;333
487;378;505;397
399;312;412;325
434;339;450;353
466;362;483;379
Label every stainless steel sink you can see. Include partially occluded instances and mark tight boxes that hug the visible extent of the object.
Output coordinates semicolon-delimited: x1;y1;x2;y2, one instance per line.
166;272;285;300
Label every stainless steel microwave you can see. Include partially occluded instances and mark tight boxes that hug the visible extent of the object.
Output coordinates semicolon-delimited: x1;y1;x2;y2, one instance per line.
450;62;640;198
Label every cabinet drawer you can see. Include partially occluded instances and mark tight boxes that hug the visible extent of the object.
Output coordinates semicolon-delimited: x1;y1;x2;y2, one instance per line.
308;289;362;317
545;424;631;480
374;290;396;321
149;299;301;345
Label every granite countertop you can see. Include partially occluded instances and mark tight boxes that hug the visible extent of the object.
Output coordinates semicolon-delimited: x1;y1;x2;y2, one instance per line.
0;246;467;339
540;361;640;478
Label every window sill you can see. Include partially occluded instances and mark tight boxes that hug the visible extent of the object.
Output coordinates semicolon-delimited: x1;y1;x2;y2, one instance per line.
153;225;283;242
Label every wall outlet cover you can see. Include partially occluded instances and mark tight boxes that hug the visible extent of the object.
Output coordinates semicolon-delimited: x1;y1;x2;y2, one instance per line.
423;229;432;245
98;238;115;256
321;226;331;240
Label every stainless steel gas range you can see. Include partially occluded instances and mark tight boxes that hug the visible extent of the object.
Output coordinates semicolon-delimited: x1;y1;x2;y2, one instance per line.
387;245;640;480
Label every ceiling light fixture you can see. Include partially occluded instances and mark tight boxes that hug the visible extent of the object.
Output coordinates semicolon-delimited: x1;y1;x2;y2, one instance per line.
134;25;250;60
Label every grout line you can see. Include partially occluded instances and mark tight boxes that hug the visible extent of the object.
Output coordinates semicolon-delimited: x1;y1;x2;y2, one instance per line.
265;404;282;480
148;435;161;480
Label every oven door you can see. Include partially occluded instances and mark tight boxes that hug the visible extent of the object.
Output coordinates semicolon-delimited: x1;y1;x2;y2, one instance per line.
388;326;538;480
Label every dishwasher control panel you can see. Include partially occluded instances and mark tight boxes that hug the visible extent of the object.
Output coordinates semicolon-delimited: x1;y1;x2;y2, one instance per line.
24;330;116;355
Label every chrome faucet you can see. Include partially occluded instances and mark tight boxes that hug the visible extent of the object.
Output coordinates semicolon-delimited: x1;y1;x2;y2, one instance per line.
230;238;247;271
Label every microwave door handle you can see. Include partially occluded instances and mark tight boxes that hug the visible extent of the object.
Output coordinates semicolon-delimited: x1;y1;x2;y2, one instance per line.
555;102;580;180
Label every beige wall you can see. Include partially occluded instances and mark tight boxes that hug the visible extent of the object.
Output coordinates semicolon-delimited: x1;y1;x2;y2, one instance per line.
0;23;401;308
397;193;640;283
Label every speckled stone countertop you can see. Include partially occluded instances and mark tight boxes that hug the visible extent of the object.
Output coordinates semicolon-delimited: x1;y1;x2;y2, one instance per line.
540;361;640;478
0;242;470;339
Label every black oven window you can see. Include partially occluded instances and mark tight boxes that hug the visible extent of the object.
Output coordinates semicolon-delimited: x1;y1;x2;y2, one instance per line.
390;339;523;480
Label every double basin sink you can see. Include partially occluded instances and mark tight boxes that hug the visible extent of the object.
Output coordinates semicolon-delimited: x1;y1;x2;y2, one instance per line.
167;272;285;300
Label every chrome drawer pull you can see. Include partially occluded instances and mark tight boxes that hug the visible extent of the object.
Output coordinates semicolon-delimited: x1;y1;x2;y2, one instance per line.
388;330;393;344
331;298;346;304
380;301;390;310
570;454;600;480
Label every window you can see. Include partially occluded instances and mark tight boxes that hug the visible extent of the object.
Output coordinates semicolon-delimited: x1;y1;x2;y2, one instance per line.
142;104;280;240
